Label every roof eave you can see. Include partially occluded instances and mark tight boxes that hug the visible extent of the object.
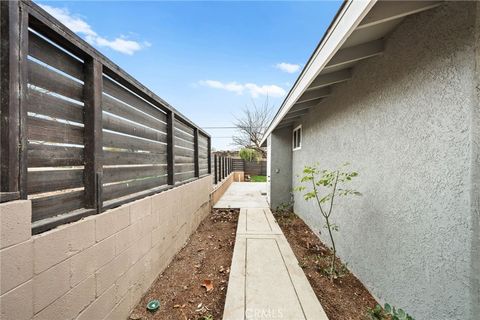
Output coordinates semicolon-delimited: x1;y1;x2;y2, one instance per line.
260;0;376;145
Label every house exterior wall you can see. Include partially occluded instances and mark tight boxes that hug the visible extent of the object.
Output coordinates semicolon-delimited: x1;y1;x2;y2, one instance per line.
268;126;293;210
287;3;479;320
0;176;212;320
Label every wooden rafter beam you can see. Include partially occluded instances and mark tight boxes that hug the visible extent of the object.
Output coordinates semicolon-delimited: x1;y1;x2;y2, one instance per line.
358;1;441;30
290;99;323;113
324;39;384;71
297;87;331;104
284;109;309;121
307;69;352;91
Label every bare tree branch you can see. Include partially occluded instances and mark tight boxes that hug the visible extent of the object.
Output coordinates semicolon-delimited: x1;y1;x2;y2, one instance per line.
232;97;273;157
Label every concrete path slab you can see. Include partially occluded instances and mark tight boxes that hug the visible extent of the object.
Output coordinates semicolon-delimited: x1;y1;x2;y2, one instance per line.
214;182;268;209
223;207;329;320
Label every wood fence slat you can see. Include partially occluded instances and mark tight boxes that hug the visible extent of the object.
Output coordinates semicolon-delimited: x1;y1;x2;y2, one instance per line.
175;163;195;173
174;155;195;164
28;143;84;167
174;146;194;158
174;138;195;150
31;190;85;222
103;112;167;143
28;30;84;80
174;128;194;143
28;168;83;194
103;150;167;166
103;165;167;184
28;59;83;101
103;94;167;132
198;136;208;147
175;171;195;182
28;116;84;145
174;120;194;136
103;76;166;123
103;175;168;201
103;131;167;153
27;88;83;123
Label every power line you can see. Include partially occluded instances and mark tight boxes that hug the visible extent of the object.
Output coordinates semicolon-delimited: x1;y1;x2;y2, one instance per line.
202;126;236;129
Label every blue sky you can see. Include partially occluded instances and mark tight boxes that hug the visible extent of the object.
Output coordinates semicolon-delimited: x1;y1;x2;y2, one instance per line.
38;1;341;150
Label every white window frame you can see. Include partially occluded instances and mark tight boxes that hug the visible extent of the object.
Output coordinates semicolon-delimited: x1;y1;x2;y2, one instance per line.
292;125;302;151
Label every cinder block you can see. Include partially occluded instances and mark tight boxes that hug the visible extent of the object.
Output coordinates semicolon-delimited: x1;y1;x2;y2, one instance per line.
95;249;130;296
0;280;33;320
113;270;131;304
33;259;70;313
128;255;149;306
95;206;130;242
152;193;176;240
130;197;152;224
33;276;95;320
0;200;31;249
34;219;95;274
0;240;33;295
115;220;142;255
68;219;95;253
140;211;153;235
70;235;115;286
33;226;69;274
76;284;116;320
103;289;131;320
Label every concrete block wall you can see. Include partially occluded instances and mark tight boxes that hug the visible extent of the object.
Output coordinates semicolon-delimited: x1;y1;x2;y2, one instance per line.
211;172;234;205
0;175;212;320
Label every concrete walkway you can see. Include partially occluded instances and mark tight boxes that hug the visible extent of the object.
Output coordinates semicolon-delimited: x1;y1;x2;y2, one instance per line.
214;182;269;209
218;184;328;320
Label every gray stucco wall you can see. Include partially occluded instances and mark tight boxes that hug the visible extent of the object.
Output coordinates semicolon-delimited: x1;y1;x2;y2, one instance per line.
287;3;479;319
268;127;293;210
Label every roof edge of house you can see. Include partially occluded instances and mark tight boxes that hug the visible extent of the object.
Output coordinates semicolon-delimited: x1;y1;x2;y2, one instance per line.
260;0;376;146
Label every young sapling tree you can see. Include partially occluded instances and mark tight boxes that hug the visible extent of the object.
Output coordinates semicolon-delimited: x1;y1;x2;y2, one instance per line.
295;163;360;281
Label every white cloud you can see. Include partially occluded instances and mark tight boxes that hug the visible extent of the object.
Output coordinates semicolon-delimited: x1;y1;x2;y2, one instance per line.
39;4;148;55
198;80;286;98
275;62;301;74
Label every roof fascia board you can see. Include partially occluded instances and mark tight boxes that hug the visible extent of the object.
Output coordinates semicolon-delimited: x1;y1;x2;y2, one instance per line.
261;0;377;145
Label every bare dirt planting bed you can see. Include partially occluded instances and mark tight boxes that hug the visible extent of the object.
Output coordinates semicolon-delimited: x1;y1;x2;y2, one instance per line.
130;208;239;320
276;212;377;320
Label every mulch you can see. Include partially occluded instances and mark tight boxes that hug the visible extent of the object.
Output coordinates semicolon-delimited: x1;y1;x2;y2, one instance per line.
130;209;239;320
276;212;378;320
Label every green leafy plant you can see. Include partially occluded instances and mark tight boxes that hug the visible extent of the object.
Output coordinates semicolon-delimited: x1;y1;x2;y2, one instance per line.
368;303;415;320
199;315;214;320
295;163;360;281
239;148;261;162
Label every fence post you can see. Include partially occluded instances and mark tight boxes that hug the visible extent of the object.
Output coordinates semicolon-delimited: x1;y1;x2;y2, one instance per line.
84;58;103;212
193;128;199;178
0;1;21;201
167;111;175;185
220;156;224;181
214;154;218;184
224;157;227;178
207;137;211;174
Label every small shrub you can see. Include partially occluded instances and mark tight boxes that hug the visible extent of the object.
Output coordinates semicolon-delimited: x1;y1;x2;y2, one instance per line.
367;303;415;320
295;163;360;281
239;148;261;161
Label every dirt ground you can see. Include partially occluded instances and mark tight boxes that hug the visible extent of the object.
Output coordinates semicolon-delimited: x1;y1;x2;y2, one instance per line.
130;208;239;320
276;212;378;320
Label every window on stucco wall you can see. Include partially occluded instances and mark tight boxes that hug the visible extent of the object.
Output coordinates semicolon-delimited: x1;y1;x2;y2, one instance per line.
293;125;302;151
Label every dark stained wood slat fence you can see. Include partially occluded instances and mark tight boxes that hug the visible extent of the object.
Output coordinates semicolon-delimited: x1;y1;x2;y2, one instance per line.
1;1;210;233
28;144;84;167
27;89;84;123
